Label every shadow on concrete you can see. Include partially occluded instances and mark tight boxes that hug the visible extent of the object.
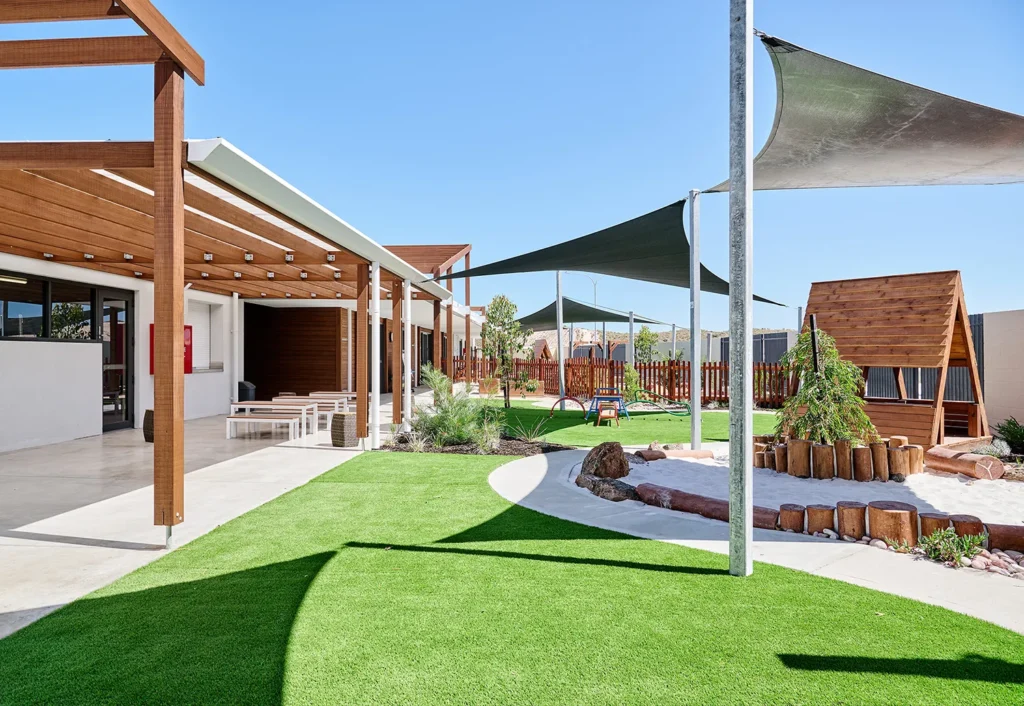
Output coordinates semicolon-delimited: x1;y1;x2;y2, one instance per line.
0;552;335;703
346;541;727;576
777;653;1024;685
0;530;164;551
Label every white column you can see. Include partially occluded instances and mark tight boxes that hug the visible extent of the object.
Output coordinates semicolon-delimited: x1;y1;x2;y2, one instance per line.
601;322;607;359
797;305;804;333
556;271;565;410
370;261;381;450
231;292;239;402
671;323;676;360
346;308;353;392
403;278;412;430
628;311;635;366
689;190;702;450
728;0;754;577
568;323;574;358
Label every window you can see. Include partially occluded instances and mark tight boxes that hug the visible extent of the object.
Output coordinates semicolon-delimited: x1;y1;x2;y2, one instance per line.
50;281;93;340
0;273;45;339
187;300;212;370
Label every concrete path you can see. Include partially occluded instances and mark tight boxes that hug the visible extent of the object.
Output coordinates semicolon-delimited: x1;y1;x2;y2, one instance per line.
490;451;1024;635
0;445;357;639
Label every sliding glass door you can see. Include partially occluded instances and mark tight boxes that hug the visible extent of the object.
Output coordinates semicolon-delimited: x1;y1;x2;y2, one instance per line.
99;290;134;431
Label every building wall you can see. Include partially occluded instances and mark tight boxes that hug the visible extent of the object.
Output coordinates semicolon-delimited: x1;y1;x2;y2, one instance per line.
983;309;1024;427
0;340;101;453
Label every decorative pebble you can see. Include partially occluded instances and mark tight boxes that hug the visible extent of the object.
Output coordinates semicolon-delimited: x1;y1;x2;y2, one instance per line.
842;535;857;542
990;548;1003;555
857;539;869;544
959;556;972;567
1005;550;1023;561
979;549;992;559
1009;563;1024;575
861;536;871;542
822;529;838;539
988;566;1012;577
869;539;888;549
990;559;1011;571
812;531;825;538
971;558;989;571
1014;573;1024;581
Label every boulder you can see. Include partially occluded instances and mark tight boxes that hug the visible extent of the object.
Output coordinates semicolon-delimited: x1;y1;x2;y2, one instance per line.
575;473;639;502
582;442;630;479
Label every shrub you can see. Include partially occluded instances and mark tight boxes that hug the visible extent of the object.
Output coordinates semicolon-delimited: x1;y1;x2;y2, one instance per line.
507;416;548;443
420;363;453;405
973;439;1011;458
411;374;506;452
993;417;1024;455
623;363;643;401
776;328;877;444
917;527;986;567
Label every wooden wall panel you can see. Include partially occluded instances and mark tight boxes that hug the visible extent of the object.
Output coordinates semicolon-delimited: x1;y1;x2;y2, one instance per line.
243;305;342;397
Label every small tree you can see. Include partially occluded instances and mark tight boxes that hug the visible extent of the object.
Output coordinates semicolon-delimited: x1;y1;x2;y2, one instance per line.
777;328;878;444
481;295;530;408
634;325;659;364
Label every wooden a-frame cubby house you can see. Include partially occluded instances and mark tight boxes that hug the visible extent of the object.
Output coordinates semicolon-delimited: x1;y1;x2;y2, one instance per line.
804;271;988;448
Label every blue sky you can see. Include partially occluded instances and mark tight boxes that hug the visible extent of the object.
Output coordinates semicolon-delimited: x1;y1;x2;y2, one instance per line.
2;1;1022;332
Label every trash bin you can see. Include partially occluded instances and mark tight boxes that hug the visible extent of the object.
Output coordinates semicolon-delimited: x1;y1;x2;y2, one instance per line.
238;381;256;402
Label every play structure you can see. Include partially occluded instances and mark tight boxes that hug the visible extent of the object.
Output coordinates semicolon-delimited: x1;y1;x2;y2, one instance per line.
804;271;988;448
584;388;631;421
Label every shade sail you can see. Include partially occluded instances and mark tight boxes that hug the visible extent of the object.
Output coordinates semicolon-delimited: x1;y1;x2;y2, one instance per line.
707;34;1024;192
516;296;664;331
435;201;781;305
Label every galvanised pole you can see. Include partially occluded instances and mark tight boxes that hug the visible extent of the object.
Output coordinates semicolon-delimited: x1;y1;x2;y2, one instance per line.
689;190;702;451
556;271;566;410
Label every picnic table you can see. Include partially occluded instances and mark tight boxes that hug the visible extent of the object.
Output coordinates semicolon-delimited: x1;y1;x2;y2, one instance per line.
231;400;317;434
583;387;631;421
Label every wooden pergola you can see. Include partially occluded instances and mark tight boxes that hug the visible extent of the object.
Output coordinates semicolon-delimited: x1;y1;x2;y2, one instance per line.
0;1;454;538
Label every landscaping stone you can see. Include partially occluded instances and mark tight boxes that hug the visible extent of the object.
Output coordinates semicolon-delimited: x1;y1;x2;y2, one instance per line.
988;566;1011;577
575;473;640;502
822;528;838;539
971;558;989;571
869;539;888;549
842;535;857;542
989;559;1011;571
582;442;630;479
959;556;972;567
1005;550;1023;561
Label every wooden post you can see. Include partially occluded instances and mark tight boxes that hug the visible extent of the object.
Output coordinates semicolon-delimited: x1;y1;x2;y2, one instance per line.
950;514;984;537
852;446;873;482
920;512;951;538
887;446;910;479
836;501;867;539
903;445;924;475
773;444;788;474
355;264;369;439
868;501;918;546
391;280;403;425
764;448;776;471
888;435;909;448
753;451;766;468
787;438;812;478
870;441;889;481
834;439;853;480
779;504;805;532
812;444;835;480
806;504;835;535
152;58;185;529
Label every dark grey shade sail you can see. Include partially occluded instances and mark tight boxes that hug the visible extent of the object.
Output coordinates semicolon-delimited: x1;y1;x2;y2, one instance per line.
516;296;664;331
435;201;781;305
707;33;1024;192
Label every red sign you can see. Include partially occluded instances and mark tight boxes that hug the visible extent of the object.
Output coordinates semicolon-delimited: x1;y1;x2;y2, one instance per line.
150;324;193;375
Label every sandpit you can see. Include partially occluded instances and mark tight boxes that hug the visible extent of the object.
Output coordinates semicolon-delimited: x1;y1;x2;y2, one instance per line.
568;456;1024;526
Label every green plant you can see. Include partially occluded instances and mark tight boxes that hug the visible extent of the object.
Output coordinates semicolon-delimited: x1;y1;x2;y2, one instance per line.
506;416;548;443
411;385;505;452
993;416;1024;455
420;363;453;403
776;328;877;444
407;432;427;453
974;439;1011;458
634;325;659;364
481;295;531;408
917;528;986;567
524;378;539;393
623;363;643;402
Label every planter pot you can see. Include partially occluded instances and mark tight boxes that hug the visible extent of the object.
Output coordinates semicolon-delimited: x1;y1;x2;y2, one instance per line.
513;381;546;397
331;412;357;448
143;409;154;443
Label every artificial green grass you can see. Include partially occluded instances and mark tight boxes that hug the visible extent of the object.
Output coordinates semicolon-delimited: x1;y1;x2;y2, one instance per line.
502;400;777;446
1;452;1022;705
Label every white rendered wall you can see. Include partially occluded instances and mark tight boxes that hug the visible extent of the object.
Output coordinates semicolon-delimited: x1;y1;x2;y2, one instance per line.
982;309;1024;427
0;340;101;452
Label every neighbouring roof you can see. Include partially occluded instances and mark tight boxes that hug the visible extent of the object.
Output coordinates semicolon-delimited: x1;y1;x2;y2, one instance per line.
707;34;1024;192
517;296;664;331
435;202;781;305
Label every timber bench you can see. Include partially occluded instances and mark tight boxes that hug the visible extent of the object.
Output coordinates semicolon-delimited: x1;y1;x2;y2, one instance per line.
226;411;304;440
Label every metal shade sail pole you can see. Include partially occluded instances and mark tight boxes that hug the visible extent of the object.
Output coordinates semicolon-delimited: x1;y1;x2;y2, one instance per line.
403;278;413;431
628;311;635;366
689;190;702;451
728;0;754;577
556;271;566;410
602;322;607;359
370;261;382;450
671;324;676;360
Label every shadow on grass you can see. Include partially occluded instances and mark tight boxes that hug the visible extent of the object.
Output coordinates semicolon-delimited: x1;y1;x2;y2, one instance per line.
346;541;727;576
0;552;335;705
778;653;1024;685
438;503;632;544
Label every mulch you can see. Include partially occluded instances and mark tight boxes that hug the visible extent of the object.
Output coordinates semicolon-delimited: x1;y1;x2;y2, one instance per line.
385;437;575;457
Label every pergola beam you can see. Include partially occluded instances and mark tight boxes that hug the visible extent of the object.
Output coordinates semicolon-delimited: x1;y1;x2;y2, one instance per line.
0;0;126;23
0;36;166;70
118;0;205;85
0;142;178;170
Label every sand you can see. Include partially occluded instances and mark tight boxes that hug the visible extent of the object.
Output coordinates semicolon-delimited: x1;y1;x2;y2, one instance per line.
571;457;1024;526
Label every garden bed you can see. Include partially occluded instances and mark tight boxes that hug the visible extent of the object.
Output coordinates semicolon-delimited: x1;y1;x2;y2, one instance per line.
387;435;574;456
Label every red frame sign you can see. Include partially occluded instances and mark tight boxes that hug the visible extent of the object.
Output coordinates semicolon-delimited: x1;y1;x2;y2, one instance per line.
149;323;193;375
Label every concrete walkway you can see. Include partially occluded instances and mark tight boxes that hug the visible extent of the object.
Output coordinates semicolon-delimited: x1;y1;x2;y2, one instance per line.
0;444;357;639
490;451;1024;635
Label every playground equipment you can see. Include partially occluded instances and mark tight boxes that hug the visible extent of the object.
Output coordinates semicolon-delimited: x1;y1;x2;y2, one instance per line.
548;397;586;418
625;389;692;418
584;388;631;421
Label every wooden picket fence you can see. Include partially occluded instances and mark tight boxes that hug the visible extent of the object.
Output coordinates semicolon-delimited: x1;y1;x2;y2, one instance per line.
452;357;788;408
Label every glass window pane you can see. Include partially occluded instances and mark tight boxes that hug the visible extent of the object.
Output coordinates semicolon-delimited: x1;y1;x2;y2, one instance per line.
0;273;45;339
51;282;94;340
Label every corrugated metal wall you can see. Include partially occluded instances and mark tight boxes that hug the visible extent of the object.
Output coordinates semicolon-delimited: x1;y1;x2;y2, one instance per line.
719;331;790;364
866;314;984;401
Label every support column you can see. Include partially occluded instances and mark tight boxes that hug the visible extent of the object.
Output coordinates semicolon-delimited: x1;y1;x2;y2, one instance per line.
356;265;369;439
671;323;676;361
556;271;565;410
153;58;185;536
568;323;574;358
602;322;606;359
628;311;635;366
231;292;239;402
689;190;702;451
403;279;413;429
346;308;353;392
391;280;403;426
446;267;454;379
464;253;472;382
728;0;754;577
432;294;442;370
370;261;381;449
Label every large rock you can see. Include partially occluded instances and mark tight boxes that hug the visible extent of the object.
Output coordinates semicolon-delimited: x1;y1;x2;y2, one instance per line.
575;473;639;502
582;442;630;479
